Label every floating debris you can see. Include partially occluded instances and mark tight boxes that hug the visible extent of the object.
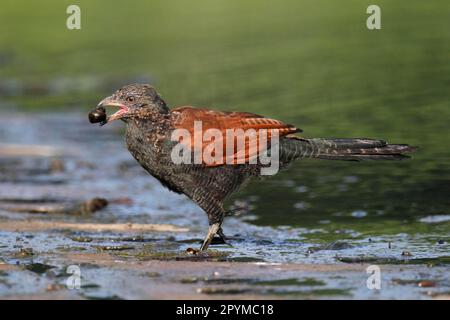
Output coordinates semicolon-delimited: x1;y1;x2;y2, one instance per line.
393;279;437;288
196;287;252;295
16;248;34;257
109;197;134;205
81;294;123;300
186;247;199;255
418;281;437;288
143;272;161;278
81;283;101;289
94;245;134;251
46;284;65;292
70;236;93;243
49;158;65;173
255;278;326;287
76;198;108;215
24;263;55;274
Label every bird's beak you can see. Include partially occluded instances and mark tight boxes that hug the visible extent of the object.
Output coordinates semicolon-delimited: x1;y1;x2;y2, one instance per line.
97;96;130;123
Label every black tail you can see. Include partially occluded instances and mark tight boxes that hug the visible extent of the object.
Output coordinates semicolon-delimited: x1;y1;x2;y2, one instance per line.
280;137;417;162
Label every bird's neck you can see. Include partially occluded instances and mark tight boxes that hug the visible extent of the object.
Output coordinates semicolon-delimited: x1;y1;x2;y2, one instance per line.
125;111;172;149
126;111;170;132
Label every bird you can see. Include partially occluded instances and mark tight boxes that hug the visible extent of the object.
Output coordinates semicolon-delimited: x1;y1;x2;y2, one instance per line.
89;84;416;252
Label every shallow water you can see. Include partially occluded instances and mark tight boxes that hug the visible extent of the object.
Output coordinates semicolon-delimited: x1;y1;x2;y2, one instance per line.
0;0;449;300
0;113;448;299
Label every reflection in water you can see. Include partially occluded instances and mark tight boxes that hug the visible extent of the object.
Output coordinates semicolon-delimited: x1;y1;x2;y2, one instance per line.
239;157;449;233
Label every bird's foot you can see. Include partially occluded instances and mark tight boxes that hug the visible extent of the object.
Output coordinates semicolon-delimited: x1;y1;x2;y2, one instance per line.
197;227;232;247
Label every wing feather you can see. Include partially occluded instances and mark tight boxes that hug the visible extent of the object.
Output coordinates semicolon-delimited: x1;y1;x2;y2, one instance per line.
171;106;301;166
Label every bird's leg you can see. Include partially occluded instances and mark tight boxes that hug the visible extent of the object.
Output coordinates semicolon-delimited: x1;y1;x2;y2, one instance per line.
200;222;221;251
195;199;226;251
217;227;227;242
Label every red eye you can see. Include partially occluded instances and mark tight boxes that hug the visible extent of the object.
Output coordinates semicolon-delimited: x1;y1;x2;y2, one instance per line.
126;96;135;102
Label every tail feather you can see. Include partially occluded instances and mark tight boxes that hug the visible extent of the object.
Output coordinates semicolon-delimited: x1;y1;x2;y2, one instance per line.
308;138;387;149
280;137;417;162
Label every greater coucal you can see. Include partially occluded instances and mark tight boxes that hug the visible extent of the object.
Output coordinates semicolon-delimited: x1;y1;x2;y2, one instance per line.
89;84;416;251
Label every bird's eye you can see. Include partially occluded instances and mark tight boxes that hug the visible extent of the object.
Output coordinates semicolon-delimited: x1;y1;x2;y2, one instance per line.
126;96;135;102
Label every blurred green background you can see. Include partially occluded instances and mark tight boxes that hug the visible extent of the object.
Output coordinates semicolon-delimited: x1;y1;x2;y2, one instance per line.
0;0;449;235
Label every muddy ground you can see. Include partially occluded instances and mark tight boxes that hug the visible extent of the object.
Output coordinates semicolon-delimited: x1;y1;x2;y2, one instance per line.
0;113;448;299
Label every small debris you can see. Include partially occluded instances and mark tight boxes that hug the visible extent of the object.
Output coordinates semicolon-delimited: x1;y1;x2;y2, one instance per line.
24;263;55;274
49;158;65;173
16;248;34;257
81;283;101;289
255;278;326;287
70;236;93;243
196;287;252;295
75;198;108;215
94;245;134;251
418;281;436;288
186;247;199;255
117;235;148;242
401;251;413;257
109;197;133;205
393;279;437;288
180;276;201;284
144;272;161;278
46;284;65;292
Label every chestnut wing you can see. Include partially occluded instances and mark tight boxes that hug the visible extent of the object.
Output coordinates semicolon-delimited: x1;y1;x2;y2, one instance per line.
170;106;300;166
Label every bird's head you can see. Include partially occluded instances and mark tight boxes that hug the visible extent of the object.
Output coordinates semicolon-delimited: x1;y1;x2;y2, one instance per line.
91;84;168;125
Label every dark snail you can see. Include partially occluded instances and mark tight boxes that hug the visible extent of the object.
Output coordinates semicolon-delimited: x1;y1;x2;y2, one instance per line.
88;107;107;125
